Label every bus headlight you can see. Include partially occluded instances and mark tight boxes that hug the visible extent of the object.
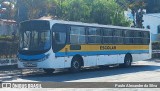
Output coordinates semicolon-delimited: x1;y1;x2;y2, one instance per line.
38;54;50;61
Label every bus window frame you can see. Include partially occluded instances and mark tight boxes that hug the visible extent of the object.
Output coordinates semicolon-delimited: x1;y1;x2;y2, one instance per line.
69;25;87;45
102;28;114;45
87;27;102;44
52;23;68;53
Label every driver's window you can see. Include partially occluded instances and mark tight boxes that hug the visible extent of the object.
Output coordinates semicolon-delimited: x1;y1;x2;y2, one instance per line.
55;32;66;44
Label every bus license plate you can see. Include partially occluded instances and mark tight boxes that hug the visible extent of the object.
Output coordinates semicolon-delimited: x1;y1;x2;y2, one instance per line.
24;62;37;67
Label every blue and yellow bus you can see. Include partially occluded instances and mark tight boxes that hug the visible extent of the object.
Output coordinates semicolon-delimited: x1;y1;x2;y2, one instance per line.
18;20;151;73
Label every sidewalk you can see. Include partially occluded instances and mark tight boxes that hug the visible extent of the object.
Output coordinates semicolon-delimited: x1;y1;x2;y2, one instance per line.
152;59;160;62
0;65;21;82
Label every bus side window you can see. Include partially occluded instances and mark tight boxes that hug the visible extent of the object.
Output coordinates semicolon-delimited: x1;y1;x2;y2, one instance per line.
88;27;102;44
124;30;133;45
70;26;86;44
103;28;113;44
113;29;123;44
55;32;66;44
52;24;67;53
143;31;150;45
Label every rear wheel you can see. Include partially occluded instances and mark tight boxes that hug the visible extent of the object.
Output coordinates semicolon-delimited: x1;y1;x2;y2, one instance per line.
44;69;55;74
120;54;132;67
123;55;132;67
70;58;82;73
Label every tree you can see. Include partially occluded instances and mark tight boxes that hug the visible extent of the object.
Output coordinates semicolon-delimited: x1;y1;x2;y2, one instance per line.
90;0;130;26
7;0;130;27
128;0;146;28
22;0;49;19
0;0;16;20
52;0;130;26
16;0;55;22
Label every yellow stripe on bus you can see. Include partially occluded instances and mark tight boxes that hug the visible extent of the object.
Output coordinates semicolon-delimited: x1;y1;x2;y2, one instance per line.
60;45;149;52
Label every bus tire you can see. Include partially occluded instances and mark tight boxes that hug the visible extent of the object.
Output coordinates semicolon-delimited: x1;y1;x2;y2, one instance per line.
123;54;132;67
70;57;82;73
44;69;55;74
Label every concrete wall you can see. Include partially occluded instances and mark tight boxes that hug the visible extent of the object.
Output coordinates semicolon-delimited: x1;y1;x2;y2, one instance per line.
143;13;160;42
0;20;17;36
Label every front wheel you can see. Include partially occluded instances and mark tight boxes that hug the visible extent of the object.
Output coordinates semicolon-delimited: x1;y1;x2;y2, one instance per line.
70;58;82;73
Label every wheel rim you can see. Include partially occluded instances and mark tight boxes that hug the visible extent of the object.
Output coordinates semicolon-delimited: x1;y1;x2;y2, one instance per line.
126;58;131;66
73;61;80;69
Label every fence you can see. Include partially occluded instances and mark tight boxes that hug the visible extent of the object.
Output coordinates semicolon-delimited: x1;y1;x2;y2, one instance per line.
0;40;18;66
0;58;17;66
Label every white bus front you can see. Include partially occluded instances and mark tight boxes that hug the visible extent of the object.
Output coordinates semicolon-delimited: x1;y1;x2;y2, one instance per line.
18;20;56;73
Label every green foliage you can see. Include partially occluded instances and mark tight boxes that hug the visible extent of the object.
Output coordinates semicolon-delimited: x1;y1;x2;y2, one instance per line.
152;42;160;50
52;0;131;26
21;0;52;19
127;0;146;28
90;0;130;26
60;0;91;22
0;35;18;42
0;0;16;20
0;41;18;58
0;35;12;41
1;0;131;26
128;0;146;11
152;42;160;58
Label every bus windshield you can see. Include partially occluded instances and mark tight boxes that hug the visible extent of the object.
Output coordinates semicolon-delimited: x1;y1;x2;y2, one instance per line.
19;30;51;52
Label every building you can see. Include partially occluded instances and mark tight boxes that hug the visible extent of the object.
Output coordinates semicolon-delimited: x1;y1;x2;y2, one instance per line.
143;13;160;42
146;0;160;13
0;19;17;36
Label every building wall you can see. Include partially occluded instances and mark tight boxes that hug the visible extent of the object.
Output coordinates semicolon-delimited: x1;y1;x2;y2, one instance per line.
146;0;160;13
143;13;160;42
0;20;17;36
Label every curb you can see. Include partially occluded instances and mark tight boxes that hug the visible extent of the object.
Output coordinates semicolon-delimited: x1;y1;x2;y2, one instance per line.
0;64;18;71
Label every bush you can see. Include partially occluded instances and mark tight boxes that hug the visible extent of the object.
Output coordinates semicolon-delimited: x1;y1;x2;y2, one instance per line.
152;42;160;50
0;35;19;58
152;42;160;58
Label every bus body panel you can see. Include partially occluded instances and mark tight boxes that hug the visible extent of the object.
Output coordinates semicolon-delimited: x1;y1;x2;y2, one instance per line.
18;20;151;70
132;53;150;62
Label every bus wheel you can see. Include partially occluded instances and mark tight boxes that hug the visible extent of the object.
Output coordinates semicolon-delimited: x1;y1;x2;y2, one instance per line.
44;69;55;74
123;55;132;67
70;58;82;73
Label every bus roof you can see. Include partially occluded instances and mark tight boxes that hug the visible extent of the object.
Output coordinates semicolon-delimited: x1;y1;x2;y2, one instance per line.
50;20;149;31
22;19;149;31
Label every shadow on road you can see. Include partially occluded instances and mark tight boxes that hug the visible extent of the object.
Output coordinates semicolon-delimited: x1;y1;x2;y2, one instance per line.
19;63;160;82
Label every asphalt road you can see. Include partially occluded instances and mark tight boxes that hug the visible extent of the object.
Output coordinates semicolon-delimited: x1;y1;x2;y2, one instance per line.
0;60;159;82
1;60;160;91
